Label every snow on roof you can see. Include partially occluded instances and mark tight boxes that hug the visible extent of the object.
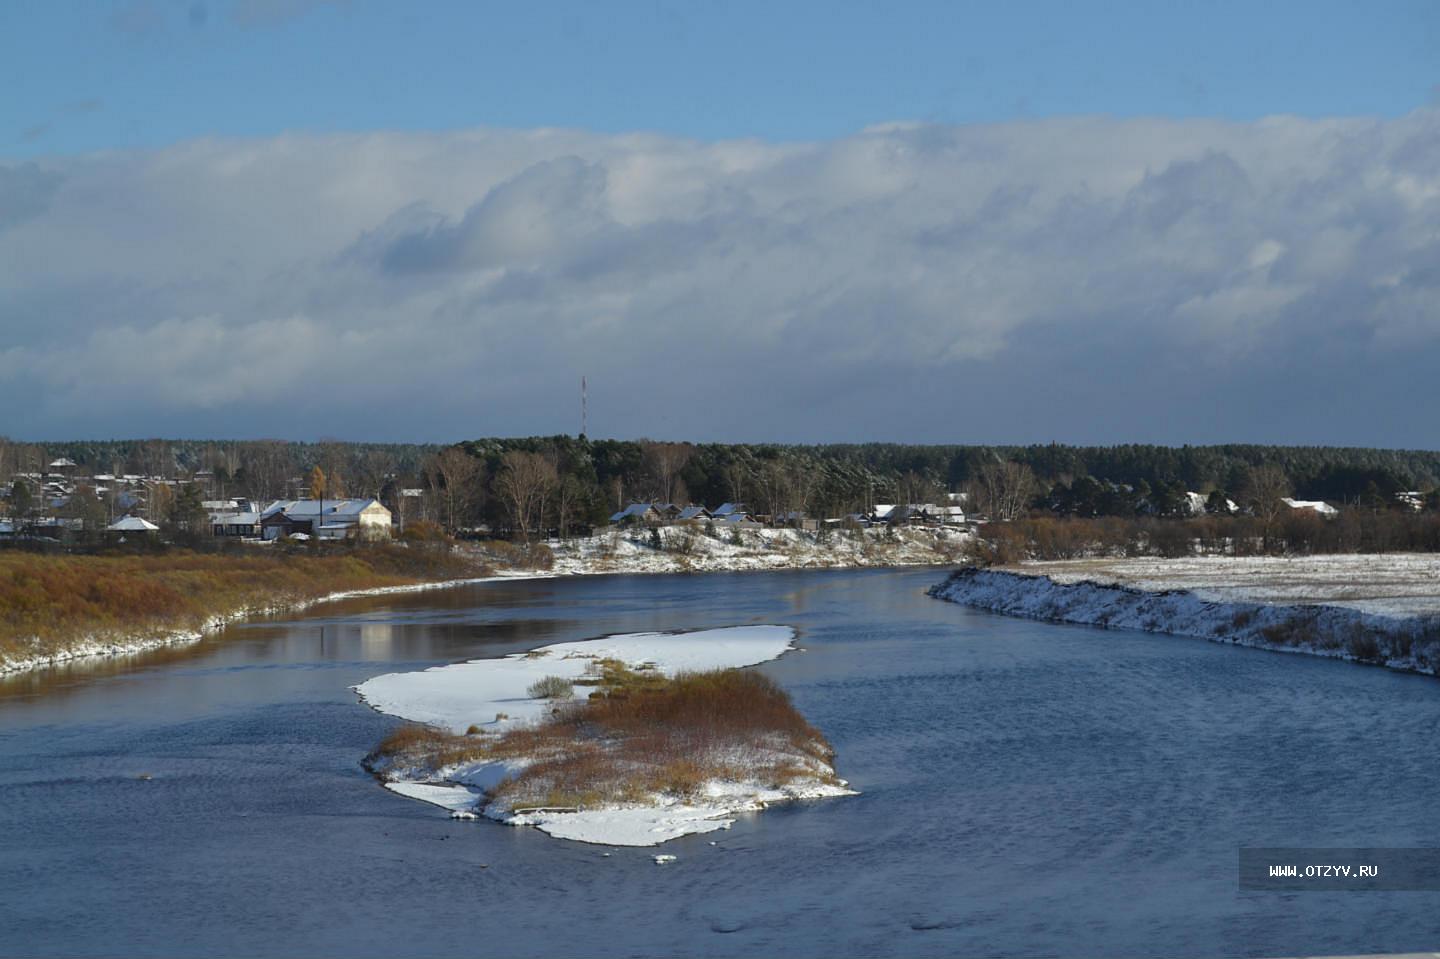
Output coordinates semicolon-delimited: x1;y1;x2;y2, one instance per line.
48;458;77;468
610;503;658;521
712;503;745;516
1282;497;1339;516
210;512;260;525
107;516;160;532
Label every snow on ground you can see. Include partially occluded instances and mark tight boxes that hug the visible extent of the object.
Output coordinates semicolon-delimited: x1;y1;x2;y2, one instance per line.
356;625;857;846
930;562;1440;677
355;625;797;733
1012;554;1440;617
547;525;963;576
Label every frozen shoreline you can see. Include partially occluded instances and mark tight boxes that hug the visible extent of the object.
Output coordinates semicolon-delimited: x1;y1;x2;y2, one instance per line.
3;527;962;678
929;560;1440;677
0;571;554;677
356;626;856;847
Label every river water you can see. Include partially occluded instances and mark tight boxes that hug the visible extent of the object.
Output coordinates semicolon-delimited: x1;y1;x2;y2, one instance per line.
2;568;1438;957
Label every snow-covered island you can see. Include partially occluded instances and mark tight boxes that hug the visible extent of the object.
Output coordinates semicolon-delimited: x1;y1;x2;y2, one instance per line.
930;555;1440;675
355;626;855;846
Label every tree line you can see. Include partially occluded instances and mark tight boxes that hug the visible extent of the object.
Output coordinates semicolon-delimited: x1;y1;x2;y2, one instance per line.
4;436;1439;541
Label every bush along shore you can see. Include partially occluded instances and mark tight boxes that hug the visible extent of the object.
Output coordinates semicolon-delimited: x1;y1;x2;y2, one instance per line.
0;544;492;674
356;626;855;847
929;567;1440;676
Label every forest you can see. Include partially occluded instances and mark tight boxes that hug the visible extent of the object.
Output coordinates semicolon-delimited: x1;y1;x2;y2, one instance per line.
4;436;1439;538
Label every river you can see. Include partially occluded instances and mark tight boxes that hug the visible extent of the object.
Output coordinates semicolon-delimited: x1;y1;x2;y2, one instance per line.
2;568;1438;957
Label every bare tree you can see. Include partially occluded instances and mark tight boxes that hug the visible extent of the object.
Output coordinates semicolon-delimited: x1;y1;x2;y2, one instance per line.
723;461;749;505
969;461;1038;522
427;448;484;531
351;448;398;500
242;440;291;501
554;474;587;539
1242;463;1292;550
494;450;558;542
643;442;692;504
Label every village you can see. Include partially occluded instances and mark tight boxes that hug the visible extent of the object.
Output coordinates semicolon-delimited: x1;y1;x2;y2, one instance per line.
0;456;394;543
0;449;1429;550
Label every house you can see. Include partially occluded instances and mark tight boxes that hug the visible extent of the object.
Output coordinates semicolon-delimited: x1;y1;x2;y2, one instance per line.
210;511;262;537
609;503;663;526
712;502;747;518
107;516;159;534
260;498;392;540
773;510;818;531
1281;497;1339;517
675;505;711;522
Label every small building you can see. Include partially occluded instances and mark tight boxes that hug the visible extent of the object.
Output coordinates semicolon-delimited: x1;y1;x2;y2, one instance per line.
1281;497;1339;517
675;505;712;523
610;503;663;526
211;511;262;537
107;516;159;535
260;498;392;541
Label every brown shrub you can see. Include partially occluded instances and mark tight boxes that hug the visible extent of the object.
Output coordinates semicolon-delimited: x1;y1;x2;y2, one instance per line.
0;545;484;663
481;668;834;810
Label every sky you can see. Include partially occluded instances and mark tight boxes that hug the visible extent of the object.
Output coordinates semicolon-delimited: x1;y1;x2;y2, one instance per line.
2;0;1439;446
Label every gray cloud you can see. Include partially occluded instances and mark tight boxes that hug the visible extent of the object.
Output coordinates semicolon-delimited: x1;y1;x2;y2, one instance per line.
2;114;1438;445
0;163;64;231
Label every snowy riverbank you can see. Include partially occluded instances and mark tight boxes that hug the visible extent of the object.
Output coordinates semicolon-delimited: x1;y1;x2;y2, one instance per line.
547;525;965;576
0;572;550;677
3;528;962;678
356;626;855;846
929;558;1440;676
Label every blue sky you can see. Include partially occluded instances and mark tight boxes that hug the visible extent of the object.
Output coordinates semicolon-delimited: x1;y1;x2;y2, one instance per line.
2;2;1439;446
4;0;1438;157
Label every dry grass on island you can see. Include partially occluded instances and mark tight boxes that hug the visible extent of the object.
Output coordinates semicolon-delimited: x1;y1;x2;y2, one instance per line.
0;542;488;667
367;661;843;814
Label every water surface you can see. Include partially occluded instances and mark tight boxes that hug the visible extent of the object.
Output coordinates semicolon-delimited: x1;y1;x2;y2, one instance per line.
3;568;1438;957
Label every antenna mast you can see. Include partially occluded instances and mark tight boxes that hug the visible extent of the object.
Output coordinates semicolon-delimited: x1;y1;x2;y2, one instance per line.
581;375;588;438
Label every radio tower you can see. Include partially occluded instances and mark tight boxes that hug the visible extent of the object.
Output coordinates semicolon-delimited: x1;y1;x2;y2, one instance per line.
580;375;588;439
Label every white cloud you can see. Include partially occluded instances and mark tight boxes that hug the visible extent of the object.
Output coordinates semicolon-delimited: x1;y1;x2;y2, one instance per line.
2;112;1439;443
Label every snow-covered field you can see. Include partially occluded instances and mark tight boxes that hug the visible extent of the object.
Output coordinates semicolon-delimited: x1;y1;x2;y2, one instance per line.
1012;554;1440;617
356;626;856;847
930;558;1440;677
548;525;964;576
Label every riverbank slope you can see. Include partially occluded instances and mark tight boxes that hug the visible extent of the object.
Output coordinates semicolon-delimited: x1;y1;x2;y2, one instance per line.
929;556;1440;675
0;546;488;674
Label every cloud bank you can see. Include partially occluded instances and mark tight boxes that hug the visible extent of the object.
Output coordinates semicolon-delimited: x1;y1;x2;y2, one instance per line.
2;113;1438;445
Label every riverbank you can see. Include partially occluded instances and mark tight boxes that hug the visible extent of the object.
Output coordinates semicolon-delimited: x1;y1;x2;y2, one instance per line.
929;556;1440;676
548;525;966;575
0;547;491;675
1;526;965;677
357;625;855;846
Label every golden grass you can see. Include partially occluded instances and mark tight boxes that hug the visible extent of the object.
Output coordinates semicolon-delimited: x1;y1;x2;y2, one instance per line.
373;665;839;812
0;545;486;664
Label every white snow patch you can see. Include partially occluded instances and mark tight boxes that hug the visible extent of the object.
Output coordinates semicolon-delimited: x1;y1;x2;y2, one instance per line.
930;562;1440;676
358;625;858;846
355;625;797;734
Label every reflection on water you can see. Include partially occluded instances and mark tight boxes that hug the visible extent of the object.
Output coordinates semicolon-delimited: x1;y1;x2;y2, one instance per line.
2;568;1439;958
